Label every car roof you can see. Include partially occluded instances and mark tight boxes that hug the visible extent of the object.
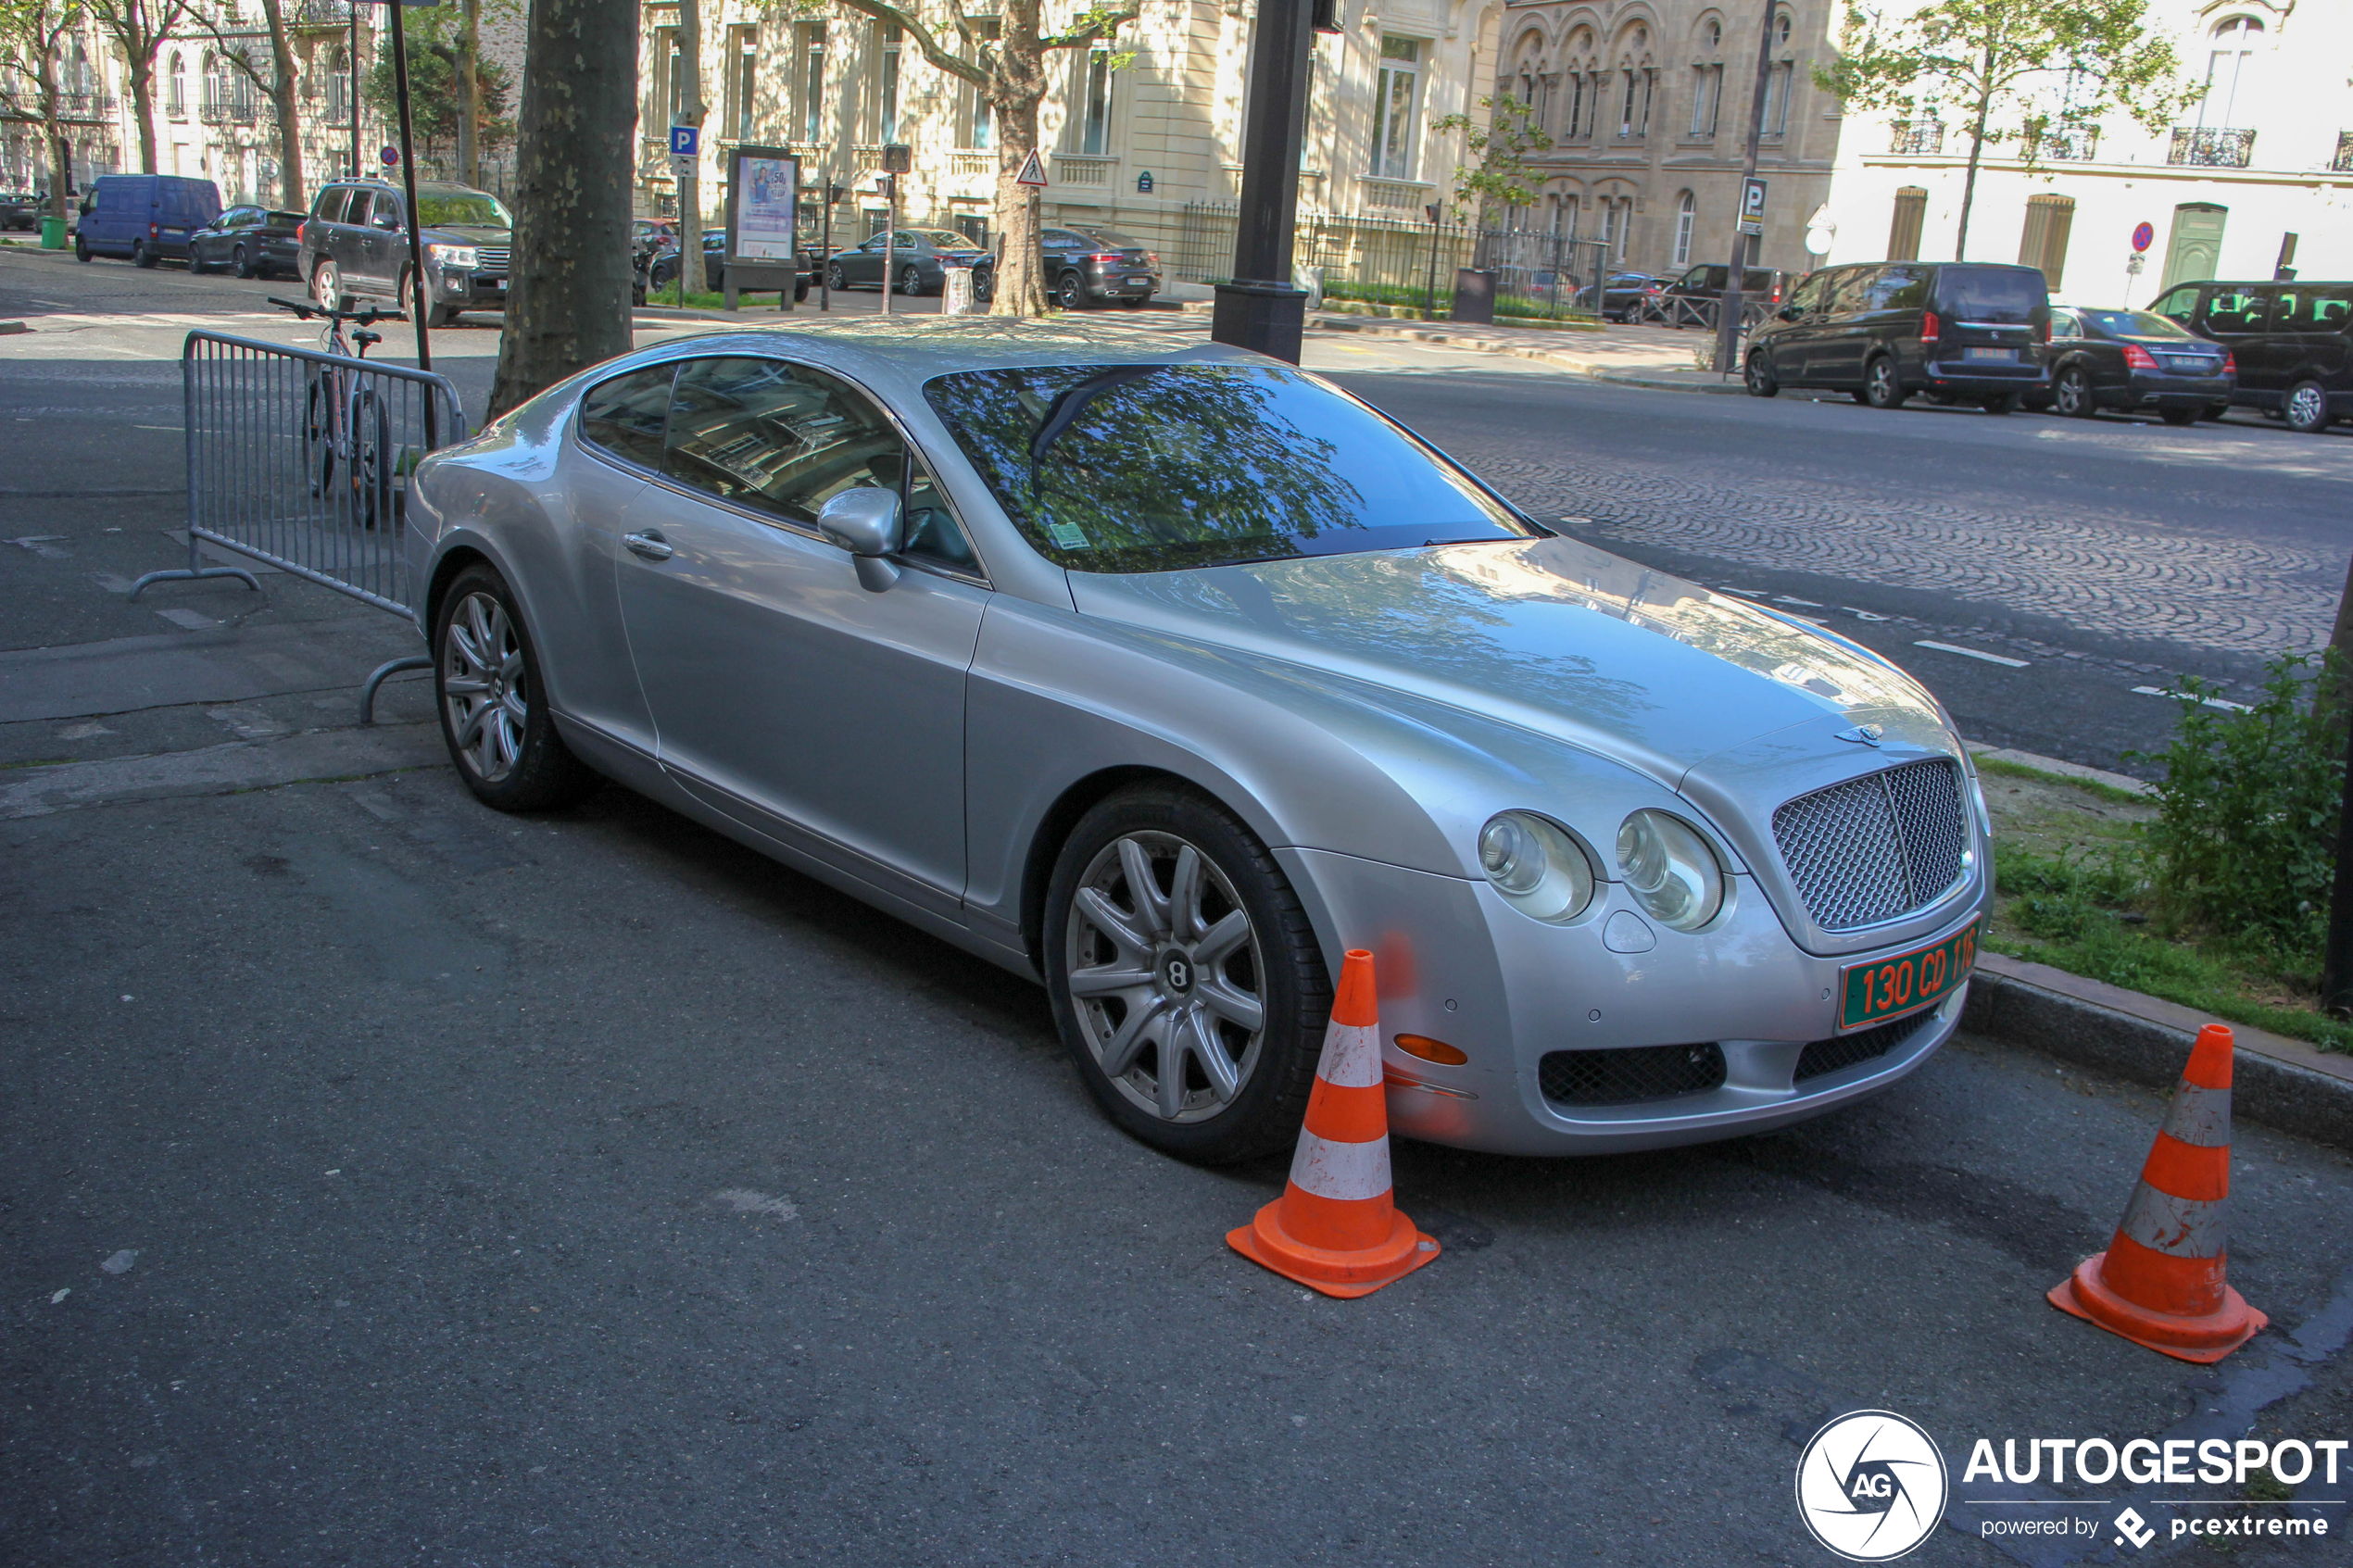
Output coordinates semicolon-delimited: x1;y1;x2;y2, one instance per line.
606;318;1264;402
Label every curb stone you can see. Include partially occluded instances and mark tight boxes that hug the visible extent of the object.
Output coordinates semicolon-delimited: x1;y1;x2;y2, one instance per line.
1964;952;2353;1150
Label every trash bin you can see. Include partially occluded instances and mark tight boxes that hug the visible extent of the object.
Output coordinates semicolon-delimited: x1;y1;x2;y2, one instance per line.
40;216;66;249
1451;267;1496;325
942;265;975;316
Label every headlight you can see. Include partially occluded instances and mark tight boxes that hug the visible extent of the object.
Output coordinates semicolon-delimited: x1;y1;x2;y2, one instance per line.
1477;811;1595;922
1614;810;1725;932
428;244;478;270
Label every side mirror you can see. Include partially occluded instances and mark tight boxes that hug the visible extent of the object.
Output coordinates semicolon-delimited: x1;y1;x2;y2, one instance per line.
817;487;904;591
1777;306;1799;321
373;214;399;231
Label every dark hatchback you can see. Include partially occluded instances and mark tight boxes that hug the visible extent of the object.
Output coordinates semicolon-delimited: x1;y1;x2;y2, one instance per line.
188;205;306;278
1745;261;2050;411
2028;307;2233;424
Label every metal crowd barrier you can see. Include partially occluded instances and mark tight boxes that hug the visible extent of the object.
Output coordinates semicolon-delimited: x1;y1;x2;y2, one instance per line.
132;330;471;721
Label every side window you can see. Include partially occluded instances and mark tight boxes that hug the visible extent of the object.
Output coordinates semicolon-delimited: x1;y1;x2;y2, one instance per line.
2309;287;2353;332
345;190;374;227
312;188;347;223
1679;266;1708;290
1784;271;1826;315
1871;265;1926;310
2048;310;2080;340
1829;267;1878;317
662;357;904;527
2204;288;2267;334
578;364;676;470
2152;285;2199;325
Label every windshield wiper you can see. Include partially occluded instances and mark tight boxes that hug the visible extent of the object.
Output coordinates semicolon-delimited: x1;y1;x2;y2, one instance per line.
1028;365;1165;488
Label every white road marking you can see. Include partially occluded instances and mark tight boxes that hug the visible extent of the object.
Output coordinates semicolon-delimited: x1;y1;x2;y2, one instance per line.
712;1188;799;1221
2132;684;2253;713
1914;640;2029;668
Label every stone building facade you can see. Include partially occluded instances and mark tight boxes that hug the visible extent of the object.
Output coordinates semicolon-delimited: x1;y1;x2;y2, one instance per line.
1480;0;1838;280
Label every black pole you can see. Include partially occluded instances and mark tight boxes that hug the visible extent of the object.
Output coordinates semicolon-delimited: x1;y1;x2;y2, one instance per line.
1211;0;1315;363
1424;206;1441;320
2323;716;2353;1017
350;6;361;178
385;0;435;445
820;182;833;310
1716;0;1778;379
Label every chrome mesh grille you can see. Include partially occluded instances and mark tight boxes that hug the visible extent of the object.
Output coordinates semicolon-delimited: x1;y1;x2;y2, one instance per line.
1539;1043;1726;1107
1772;759;1968;931
1794;1011;1936;1084
474;245;510;273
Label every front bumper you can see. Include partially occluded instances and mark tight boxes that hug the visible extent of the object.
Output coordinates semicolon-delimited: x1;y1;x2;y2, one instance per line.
1280;847;1989;1156
431;268;509;309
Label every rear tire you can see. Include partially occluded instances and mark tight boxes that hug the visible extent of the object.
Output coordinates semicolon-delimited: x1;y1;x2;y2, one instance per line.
433;563;599;813
132;240;156;269
1863;356;1907;409
1045;783;1330;1165
2285;379;2333;433
233;243;257;279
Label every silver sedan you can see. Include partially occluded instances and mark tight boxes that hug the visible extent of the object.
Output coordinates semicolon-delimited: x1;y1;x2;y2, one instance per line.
406;320;1991;1162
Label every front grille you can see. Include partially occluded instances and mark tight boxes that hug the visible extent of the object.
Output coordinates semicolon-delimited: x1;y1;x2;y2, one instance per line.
474;245;510;273
1540;1042;1726;1107
1772;759;1969;931
1794;1011;1936;1084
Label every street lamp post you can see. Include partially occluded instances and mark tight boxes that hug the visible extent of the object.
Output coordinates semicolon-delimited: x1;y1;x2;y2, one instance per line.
1212;0;1316;363
1715;0;1780;380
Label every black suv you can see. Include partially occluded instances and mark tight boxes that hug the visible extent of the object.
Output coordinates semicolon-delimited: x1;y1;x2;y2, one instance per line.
1038;225;1160;308
1745;261;2050;411
2148;279;2353;433
300;178;512;327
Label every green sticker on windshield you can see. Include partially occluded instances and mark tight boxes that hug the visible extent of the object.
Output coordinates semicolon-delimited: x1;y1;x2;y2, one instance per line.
1046;520;1089;550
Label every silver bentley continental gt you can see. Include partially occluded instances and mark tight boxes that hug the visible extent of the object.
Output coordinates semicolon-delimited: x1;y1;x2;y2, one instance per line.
405;319;1992;1162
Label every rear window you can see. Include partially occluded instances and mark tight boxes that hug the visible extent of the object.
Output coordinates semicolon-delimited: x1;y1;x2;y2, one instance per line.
1934;267;2046;322
1075;231;1144;250
923;363;1543;574
2077;309;2191;340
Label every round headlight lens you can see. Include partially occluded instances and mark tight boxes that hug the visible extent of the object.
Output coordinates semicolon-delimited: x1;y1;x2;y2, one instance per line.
1477;811;1595;922
1614;810;1725;932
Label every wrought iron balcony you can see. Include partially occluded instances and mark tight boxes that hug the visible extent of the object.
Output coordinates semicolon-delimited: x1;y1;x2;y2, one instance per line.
2029;125;2098;162
1890;119;1944;156
2334;131;2353;174
54;90;117;120
2169;126;2254;168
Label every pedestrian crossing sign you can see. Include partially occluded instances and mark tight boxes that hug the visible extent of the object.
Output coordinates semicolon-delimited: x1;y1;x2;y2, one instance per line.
1014;150;1048;188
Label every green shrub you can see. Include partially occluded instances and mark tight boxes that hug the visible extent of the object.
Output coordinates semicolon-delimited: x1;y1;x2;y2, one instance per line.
2133;653;2345;980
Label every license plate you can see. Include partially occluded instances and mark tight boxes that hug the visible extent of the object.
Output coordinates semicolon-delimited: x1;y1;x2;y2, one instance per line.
1839;922;1980;1031
2164;358;2211;373
1963;346;2016;361
1126;275;1151;285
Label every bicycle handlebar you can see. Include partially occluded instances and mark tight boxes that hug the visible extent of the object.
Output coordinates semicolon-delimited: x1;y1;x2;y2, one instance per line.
266;295;402;326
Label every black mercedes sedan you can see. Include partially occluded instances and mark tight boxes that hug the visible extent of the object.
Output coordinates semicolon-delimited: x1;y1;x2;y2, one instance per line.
826;228;994;297
189;205;307;279
2031;306;2233;425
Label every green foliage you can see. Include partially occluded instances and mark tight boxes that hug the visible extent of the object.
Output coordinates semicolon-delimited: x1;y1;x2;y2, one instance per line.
2133;654;2347;978
1430;94;1553;224
364;30;515;164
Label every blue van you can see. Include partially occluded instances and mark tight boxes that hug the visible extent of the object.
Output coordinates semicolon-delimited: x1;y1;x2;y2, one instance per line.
74;174;222;267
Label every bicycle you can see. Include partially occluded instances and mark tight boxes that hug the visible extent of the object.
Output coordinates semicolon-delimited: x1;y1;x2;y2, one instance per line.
269;295;401;530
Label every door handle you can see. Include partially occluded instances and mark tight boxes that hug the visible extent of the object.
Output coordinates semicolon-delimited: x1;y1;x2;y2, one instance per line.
623;531;673;561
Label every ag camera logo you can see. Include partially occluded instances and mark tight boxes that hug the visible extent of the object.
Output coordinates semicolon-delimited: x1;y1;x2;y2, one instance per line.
1796;1411;1950;1562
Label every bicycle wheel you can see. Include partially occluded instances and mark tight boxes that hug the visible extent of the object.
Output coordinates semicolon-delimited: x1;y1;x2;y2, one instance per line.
348;387;393;530
306;371;337;500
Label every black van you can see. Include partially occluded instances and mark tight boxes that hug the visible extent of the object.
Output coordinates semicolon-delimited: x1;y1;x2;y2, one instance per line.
1744;261;2051;411
2147;280;2353;433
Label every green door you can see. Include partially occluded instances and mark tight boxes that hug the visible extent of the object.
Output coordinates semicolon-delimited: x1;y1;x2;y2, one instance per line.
2161;204;2227;292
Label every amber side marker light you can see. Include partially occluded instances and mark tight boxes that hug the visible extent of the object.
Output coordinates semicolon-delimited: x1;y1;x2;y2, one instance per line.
1394;1034;1468;1065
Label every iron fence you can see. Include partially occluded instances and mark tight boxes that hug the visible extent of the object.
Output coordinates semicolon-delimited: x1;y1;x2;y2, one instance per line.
132;330;471;720
2170;127;2255;168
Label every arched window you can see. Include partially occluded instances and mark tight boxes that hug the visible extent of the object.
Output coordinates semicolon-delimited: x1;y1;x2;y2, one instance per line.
2200;17;2262;127
1673;190;1696;267
167;51;186;118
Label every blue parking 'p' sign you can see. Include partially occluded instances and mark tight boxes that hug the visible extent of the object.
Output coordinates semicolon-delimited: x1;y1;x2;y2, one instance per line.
669;124;699;158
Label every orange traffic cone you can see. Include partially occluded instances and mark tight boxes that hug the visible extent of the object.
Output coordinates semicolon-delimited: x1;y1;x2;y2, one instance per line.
1227;949;1440;1298
2048;1023;2268;1363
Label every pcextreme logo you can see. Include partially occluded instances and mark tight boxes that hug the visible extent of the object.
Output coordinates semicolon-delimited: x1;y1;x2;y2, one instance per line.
1794;1411;1950;1562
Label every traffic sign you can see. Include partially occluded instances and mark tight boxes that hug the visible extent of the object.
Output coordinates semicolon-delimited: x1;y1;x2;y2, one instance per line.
1014;149;1048;188
2132;220;2155;253
1737;176;1768;237
882;143;912;174
1136;170;1154;194
380;145;399;167
669;124;699;158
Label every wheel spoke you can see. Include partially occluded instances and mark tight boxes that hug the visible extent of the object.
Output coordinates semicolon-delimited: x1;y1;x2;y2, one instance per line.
1196;978;1264;1035
447;621;487;678
1068;962;1154;999
1098;995;1166;1080
1116;836;1170;937
1193;909;1250;968
1167;846;1204;942
1182;1009;1241;1104
1073;886;1151;960
1153;1022;1190;1119
456;701;490;752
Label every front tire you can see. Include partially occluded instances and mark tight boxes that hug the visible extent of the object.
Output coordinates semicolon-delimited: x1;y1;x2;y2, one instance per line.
1863;356;1907;409
433;564;598;812
1743;350;1780;397
1045;783;1329;1164
825;261;847;292
2285;379;2332;433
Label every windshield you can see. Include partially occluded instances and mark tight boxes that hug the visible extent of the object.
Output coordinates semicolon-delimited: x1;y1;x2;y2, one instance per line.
417;192;511;228
1936;267;2045;322
2078;308;2192;341
924;363;1543;574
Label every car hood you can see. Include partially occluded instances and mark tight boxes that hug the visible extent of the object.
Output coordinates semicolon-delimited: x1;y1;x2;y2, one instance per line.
428;224;510;244
1066;535;1953;789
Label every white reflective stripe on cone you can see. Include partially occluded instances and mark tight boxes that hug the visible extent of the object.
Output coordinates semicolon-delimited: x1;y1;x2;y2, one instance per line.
2161;1083;2233;1148
1315;1021;1382;1089
1289;1126;1392;1203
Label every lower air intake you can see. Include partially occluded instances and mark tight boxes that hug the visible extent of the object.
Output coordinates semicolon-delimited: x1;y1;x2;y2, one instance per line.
1540;1042;1727;1107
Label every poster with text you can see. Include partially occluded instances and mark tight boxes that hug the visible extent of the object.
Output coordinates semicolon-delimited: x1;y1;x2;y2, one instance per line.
736;157;799;260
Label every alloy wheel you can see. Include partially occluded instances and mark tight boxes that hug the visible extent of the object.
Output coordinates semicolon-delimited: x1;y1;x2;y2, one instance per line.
440;591;529;784
2057;368;2092;418
312;259;340;311
2287;382;2330;433
900;264;923;295
233;244;254;279
1057;272;1084;309
1064;831;1267;1124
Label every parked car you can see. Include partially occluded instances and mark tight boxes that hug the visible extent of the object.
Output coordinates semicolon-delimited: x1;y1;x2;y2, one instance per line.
1038;225;1160;308
1581;271;1663;323
0;191;39;231
699;226;815;301
402;323;1990;1163
1744;261;2051;411
2025;307;2233;424
72;173;221;266
1655;262;1787;327
300;178;511;327
826;228;995;298
188;204;306;279
2148;278;2353;433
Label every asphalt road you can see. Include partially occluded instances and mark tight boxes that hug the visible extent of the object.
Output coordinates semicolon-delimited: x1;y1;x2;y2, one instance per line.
6;245;2353;1567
